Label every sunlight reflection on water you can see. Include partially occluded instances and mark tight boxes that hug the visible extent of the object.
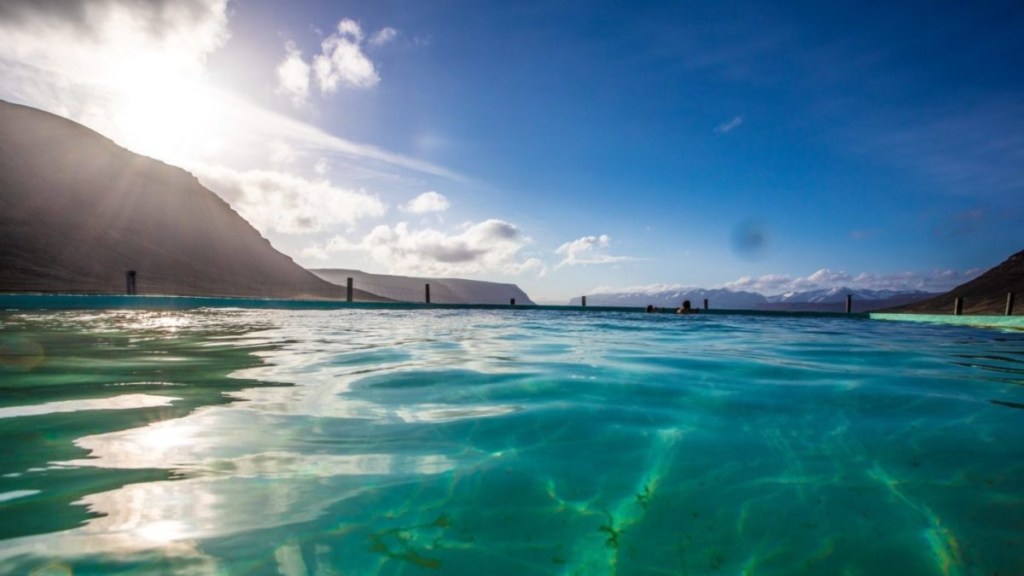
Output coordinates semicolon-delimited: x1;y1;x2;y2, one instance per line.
0;394;179;419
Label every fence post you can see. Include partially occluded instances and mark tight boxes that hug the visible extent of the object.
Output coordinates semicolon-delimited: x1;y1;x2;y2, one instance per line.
846;294;852;314
703;298;708;310
582;296;587;307
346;277;353;302
953;297;963;316
126;270;137;295
425;283;431;304
1006;292;1015;316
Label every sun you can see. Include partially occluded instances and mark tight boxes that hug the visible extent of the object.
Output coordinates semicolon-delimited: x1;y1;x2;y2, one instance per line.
111;71;227;168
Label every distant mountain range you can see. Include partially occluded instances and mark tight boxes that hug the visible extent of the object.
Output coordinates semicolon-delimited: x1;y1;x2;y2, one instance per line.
570;287;937;312
571;288;765;309
0;100;531;304
572;250;1024;315
759;287;938;312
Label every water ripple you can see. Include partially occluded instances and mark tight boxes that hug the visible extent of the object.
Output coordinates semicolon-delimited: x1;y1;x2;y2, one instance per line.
1;308;1022;574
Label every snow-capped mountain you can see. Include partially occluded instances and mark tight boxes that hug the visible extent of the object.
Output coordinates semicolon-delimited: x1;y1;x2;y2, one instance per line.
766;287;936;304
569;288;768;309
570;286;938;312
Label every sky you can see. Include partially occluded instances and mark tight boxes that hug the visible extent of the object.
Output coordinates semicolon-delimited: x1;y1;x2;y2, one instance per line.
1;0;1021;303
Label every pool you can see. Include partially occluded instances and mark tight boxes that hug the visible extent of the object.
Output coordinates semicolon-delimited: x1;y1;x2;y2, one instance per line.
1;307;1022;574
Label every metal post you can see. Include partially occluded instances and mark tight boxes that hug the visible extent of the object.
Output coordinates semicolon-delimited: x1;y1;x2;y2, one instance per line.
425;283;431;304
953;297;963;316
346;277;353;302
126;270;137;295
582;296;587;307
1006;292;1015;316
703;298;708;310
845;294;852;314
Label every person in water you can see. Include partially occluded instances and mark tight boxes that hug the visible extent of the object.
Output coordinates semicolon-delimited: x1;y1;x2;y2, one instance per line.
676;300;698;314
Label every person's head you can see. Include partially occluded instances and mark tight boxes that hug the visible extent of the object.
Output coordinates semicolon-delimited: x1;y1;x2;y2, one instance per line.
645;304;654;313
682;300;691;310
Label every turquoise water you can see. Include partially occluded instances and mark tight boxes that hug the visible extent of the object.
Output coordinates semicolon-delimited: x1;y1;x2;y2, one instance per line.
1;308;1022;575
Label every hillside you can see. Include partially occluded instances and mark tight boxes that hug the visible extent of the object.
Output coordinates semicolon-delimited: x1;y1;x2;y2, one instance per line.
887;249;1023;315
312;269;535;305
0;100;384;301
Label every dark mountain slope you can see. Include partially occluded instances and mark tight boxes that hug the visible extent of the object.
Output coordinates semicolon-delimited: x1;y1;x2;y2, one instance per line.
0;100;384;300
886;249;1023;315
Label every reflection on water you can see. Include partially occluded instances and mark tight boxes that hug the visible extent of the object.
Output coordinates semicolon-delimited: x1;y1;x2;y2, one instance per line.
1;308;1023;574
0;394;178;419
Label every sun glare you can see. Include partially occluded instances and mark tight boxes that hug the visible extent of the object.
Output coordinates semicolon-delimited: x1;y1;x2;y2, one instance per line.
137;422;196;451
136;520;189;543
113;74;226;168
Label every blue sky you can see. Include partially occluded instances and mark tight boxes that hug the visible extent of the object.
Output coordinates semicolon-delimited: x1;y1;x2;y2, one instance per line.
1;0;1021;302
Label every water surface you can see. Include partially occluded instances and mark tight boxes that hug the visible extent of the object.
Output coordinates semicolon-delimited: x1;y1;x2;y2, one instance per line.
1;308;1022;575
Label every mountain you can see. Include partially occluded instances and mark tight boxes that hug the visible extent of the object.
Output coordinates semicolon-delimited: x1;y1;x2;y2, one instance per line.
766;287;932;304
569;288;768;309
886;249;1024;315
570;286;935;312
312;269;534;305
0;100;384;301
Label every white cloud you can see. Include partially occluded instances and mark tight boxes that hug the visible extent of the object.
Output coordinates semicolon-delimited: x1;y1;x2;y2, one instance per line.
268;140;297;166
369;27;398;47
0;0;229;84
276;41;311;106
722;273;793;294
722;267;983;295
555;234;637;268
714;115;743;134
306;220;541;276
313;158;330;176
313;19;380;92
196;166;387;235
274;19;390;103
400;191;450;214
805;269;853;286
336;19;364;42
